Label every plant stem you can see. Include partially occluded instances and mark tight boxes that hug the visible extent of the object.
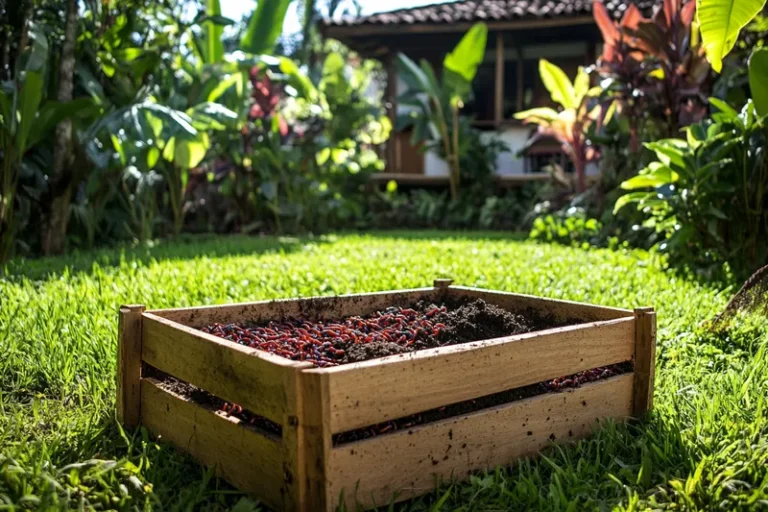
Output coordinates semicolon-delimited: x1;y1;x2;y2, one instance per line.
451;106;460;201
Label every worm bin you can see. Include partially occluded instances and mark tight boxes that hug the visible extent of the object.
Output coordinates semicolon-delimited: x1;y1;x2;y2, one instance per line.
117;280;656;511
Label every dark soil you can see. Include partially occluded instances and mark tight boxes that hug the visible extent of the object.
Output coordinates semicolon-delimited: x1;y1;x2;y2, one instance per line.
148;361;633;446
201;298;566;366
146;367;283;437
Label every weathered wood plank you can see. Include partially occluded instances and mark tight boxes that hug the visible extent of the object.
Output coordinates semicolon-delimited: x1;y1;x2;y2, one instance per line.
281;368;333;511
141;312;308;425
141;379;283;510
328;374;633;510
148;288;439;327
117;304;145;429
632;307;656;416
320;317;635;433
448;286;633;322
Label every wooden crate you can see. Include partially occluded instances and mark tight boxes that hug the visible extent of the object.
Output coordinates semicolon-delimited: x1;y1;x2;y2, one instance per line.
117;280;656;511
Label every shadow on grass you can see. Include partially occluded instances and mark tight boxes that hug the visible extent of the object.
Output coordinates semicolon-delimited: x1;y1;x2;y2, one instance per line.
3;230;529;283
3;234;314;282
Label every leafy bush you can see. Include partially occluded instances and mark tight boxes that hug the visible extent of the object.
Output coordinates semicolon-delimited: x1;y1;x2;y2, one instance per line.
529;208;602;248
365;184;539;231
615;99;768;274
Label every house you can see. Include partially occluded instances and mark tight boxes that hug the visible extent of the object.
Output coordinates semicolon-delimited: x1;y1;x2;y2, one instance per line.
322;0;656;188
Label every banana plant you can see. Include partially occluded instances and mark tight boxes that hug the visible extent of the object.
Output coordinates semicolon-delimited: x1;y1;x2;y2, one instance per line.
697;0;767;73
0;23;96;262
514;60;602;193
397;22;488;201
697;0;768;116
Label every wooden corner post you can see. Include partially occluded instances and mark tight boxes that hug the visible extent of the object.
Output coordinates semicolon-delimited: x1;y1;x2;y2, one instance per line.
434;278;454;300
282;369;331;511
632;307;656;417
117;304;146;428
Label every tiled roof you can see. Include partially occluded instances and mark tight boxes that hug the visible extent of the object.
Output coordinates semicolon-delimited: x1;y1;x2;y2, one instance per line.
325;0;659;27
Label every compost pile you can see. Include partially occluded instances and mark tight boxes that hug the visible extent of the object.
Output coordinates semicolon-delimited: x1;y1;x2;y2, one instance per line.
200;299;535;367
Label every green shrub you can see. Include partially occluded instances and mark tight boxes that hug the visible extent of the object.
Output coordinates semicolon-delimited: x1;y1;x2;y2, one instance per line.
529;208;602;248
615;99;768;275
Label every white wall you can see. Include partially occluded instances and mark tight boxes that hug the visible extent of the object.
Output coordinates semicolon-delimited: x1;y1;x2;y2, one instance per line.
421;126;533;176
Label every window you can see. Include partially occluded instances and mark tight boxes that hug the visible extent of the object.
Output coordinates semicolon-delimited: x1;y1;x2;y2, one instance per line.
463;62;495;122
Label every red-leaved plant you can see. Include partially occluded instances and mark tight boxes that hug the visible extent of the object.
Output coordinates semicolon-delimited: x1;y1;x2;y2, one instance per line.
593;0;711;148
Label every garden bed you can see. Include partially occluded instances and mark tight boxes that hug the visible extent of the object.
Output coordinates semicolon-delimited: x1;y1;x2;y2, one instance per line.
117;280;656;511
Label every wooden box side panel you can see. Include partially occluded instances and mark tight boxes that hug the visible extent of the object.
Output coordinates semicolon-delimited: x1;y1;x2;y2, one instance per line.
322;318;635;433
328;374;634;510
141;378;284;510
141;313;307;425
448;287;633;323
148;288;440;327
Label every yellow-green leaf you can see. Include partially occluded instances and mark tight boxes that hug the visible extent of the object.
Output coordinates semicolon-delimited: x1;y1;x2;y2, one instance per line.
513;107;559;122
443;23;488;82
539;59;576;109
749;47;768;116
697;0;767;73
573;67;590;104
174;133;210;169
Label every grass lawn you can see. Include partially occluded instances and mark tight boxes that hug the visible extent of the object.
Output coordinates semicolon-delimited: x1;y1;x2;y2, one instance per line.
2;232;767;510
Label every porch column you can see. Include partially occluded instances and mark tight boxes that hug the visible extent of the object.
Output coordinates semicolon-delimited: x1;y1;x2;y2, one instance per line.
385;52;398;173
516;46;524;112
494;33;504;126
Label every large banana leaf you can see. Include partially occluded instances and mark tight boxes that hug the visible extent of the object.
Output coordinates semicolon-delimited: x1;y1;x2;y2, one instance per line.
163;132;210;169
15;71;44;154
697;0;767;72
27;98;99;148
397;53;438;97
443;23;487;101
749;48;768;116
443;22;487;81
539;59;576;109
201;0;224;64
240;0;292;55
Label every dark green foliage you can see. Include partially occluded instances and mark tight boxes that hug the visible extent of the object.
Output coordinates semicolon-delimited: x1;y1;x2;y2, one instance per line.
365;185;539;231
615;99;768;275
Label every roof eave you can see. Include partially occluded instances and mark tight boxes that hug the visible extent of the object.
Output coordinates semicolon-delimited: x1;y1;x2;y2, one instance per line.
323;15;596;39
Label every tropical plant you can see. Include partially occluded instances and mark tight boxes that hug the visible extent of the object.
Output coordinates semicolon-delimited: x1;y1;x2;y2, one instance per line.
529;208;603;249
697;0;767;72
697;0;768;119
397;22;488;201
514;60;601;193
593;0;711;145
0;21;96;262
614;99;768;272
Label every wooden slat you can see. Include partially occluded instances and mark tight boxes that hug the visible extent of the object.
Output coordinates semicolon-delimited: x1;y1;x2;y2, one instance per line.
141;313;308;425
281;368;333;511
148;288;439;327
117;304;145;429
632;307;656;416
141;379;283;510
448;286;633;322
321;317;635;433
328;374;633;510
